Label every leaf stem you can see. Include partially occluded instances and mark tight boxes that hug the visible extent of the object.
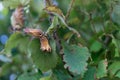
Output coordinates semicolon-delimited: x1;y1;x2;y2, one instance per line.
65;0;76;20
66;25;80;38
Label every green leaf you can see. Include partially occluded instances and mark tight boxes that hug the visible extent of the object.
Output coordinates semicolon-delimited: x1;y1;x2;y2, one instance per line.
111;3;120;26
20;0;31;6
114;30;120;40
5;32;22;54
2;0;31;9
76;0;98;12
40;73;58;80
83;67;96;80
63;43;90;75
96;59;108;79
46;16;59;34
2;0;20;9
17;72;41;80
28;38;58;72
90;41;102;52
52;58;73;80
53;69;72;80
18;37;30;53
31;0;45;15
4;32;23;53
112;35;120;57
0;63;12;76
108;61;120;78
4;32;29;54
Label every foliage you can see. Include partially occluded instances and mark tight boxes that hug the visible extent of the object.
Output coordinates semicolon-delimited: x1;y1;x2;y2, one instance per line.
0;0;120;80
29;38;58;72
63;44;90;75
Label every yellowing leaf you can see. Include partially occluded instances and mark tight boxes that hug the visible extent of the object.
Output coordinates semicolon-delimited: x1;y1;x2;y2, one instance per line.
44;5;65;20
44;5;80;37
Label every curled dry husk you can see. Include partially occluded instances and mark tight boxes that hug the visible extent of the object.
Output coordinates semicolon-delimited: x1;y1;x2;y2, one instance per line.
11;6;24;31
24;28;51;52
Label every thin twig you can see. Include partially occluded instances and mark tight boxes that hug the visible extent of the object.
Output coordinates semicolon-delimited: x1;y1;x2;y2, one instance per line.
65;0;76;20
53;29;63;52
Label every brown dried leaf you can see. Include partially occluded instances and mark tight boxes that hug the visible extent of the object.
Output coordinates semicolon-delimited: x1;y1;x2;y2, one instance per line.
11;6;24;30
24;28;43;37
24;28;51;52
40;36;51;52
